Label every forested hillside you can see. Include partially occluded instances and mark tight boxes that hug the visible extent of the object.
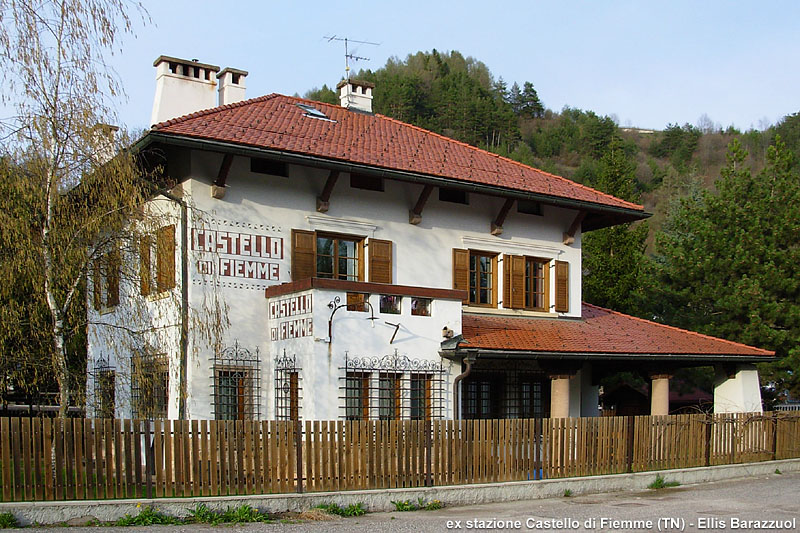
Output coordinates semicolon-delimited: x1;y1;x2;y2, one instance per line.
304;50;800;401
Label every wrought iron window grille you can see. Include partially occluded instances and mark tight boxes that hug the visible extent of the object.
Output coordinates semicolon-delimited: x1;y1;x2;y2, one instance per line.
130;352;169;419
275;351;302;421
211;341;261;421
92;358;116;419
462;369;549;420
339;351;446;420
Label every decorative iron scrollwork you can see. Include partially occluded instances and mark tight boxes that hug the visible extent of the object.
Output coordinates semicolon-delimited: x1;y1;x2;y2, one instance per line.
343;350;444;372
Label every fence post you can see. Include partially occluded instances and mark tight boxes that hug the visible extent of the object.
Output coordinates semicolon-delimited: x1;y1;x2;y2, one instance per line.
704;414;713;466
533;418;542;480
294;419;303;494
771;413;779;460
145;420;153;499
625;416;635;473
425;419;433;487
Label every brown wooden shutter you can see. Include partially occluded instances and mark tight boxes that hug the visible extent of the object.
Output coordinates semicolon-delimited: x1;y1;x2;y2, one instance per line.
368;238;393;284
452;248;469;303
291;229;316;281
93;260;102;310
543;261;551;311
156;225;176;292
139;236;151;296
107;249;120;307
503;254;512;307
503;255;525;309
555;260;569;313
510;255;525;309
346;292;368;312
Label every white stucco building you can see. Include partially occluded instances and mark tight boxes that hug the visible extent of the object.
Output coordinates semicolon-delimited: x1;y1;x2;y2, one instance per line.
86;56;772;422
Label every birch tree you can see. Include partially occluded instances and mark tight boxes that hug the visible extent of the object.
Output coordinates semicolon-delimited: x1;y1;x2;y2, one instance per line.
0;0;148;415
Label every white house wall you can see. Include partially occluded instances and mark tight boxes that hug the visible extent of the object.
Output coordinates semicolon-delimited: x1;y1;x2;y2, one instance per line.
176;148;584;420
87;197;183;419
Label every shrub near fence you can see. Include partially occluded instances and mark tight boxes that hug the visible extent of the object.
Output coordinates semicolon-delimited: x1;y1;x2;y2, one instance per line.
0;413;798;503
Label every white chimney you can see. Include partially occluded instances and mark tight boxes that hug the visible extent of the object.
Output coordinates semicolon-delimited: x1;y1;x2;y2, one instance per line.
217;67;248;106
150;56;220;126
92;124;119;165
336;79;374;113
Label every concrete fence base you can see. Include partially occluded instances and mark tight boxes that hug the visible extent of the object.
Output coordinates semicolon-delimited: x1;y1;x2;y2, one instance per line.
3;458;799;526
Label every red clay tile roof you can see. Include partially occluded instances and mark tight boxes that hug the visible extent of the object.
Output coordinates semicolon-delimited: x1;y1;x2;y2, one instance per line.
461;303;773;357
152;94;643;212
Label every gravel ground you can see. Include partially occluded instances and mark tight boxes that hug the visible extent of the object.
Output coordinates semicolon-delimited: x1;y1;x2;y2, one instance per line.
19;471;800;532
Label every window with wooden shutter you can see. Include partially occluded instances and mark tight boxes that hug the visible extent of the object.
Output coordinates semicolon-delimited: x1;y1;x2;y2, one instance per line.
505;255;550;311
139;236;152;296
346;292;368;312
93;248;120;309
156;225;176;292
555;260;569;313
291;229;316;281
525;259;549;312
368;238;393;283
316;233;363;281
452;249;469;303
468;251;498;307
106;248;120;307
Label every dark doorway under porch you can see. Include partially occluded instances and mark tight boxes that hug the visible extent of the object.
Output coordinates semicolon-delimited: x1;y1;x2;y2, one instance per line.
461;364;551;420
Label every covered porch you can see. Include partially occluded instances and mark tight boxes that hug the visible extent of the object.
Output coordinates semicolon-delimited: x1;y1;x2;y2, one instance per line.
443;303;773;418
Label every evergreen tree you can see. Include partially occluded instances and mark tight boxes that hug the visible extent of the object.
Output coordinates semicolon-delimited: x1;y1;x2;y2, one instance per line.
582;138;650;315
508;82;522;115
303;84;338;105
652;137;800;400
519;81;544;118
493;76;509;103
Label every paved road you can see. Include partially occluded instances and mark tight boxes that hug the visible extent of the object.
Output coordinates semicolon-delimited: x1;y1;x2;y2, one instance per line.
24;471;800;532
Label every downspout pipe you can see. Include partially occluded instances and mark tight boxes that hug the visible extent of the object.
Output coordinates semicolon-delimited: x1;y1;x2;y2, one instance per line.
159;189;189;420
453;356;475;420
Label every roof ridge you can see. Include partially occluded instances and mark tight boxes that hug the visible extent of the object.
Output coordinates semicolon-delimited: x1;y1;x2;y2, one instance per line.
581;302;774;355
151;94;282;130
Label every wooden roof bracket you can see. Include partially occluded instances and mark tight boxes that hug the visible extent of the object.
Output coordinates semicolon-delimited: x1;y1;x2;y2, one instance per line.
316;170;340;212
409;184;434;225
563;210;587;245
490;198;515;235
211;153;234;199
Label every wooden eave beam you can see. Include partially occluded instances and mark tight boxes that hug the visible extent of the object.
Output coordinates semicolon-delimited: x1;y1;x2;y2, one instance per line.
563;210;587;245
316;170;340;212
490;198;515;235
211;153;234;199
408;184;434;225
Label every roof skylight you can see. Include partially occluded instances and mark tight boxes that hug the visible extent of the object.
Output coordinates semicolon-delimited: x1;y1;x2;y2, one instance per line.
296;103;335;122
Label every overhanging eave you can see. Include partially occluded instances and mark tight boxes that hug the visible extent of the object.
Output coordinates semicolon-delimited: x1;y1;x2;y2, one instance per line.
442;348;772;365
134;132;650;230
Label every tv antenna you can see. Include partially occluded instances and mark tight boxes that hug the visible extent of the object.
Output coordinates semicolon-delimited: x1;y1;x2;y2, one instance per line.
324;35;379;77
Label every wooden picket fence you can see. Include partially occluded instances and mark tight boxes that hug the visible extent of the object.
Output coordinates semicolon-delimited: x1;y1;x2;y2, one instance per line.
1;412;798;502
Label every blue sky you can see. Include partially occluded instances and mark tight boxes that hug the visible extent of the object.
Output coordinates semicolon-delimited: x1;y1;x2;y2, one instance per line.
112;0;800;132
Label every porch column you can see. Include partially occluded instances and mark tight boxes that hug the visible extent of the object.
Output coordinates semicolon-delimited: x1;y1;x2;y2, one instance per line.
550;374;572;419
650;373;672;416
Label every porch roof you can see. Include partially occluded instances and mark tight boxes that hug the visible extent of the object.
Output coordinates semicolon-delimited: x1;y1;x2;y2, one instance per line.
456;303;774;362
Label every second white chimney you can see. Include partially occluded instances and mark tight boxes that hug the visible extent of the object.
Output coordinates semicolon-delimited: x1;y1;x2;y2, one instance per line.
336;79;374;113
217;67;248;106
150;56;220;126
